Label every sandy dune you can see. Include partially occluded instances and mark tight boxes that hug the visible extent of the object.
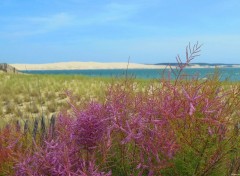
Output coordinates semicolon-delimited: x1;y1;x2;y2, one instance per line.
11;62;167;70
10;62;240;71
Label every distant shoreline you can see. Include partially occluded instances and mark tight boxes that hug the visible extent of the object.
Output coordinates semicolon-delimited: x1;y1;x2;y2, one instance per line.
10;62;240;71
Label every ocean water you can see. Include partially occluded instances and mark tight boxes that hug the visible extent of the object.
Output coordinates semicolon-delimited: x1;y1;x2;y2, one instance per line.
22;68;240;81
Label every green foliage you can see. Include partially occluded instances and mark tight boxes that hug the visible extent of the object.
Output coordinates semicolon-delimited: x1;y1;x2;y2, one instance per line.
0;74;114;125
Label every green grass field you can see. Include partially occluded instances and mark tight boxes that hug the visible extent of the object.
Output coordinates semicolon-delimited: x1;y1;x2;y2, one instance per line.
0;73;153;127
0;72;240;175
1;73;239;122
0;74;108;125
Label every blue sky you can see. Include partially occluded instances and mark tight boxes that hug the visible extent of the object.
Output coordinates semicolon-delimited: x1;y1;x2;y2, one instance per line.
0;0;240;64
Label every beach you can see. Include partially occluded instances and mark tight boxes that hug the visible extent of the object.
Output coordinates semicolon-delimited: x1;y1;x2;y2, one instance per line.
10;62;240;71
11;62;166;70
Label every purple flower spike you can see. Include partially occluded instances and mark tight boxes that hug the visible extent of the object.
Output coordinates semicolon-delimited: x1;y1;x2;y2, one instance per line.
72;102;109;151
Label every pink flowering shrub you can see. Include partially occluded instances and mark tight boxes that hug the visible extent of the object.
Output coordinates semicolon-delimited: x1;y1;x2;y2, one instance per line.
0;123;29;175
1;42;239;175
15;139;111;176
105;80;179;175
14;107;112;176
72;102;110;151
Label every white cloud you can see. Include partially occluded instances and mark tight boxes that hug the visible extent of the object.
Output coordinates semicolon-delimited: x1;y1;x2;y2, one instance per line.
74;2;145;26
0;12;74;38
0;1;144;38
26;13;72;26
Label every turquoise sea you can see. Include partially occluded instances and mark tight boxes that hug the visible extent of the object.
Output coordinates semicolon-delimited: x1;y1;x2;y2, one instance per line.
22;68;240;81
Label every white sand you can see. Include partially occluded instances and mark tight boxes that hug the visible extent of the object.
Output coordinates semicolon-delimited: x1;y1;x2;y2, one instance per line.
10;62;240;71
11;62;167;70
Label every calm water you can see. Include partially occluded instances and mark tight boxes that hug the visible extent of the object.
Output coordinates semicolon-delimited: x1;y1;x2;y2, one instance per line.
22;68;240;81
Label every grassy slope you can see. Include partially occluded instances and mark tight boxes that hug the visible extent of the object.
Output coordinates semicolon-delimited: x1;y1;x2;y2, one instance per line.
0;72;239;175
0;74;107;126
0;73;152;127
0;73;239;126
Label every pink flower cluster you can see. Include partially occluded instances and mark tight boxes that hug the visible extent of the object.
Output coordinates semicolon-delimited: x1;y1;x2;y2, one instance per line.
12;43;238;175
